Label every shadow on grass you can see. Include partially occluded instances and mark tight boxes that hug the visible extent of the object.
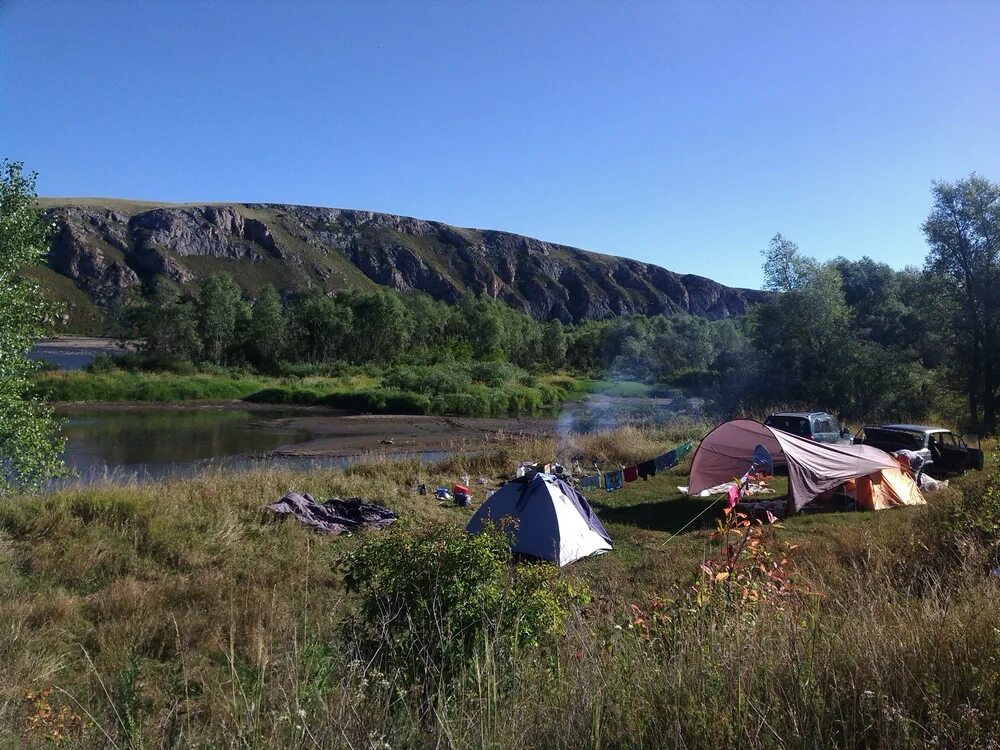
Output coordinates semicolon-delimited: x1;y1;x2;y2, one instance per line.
593;497;725;535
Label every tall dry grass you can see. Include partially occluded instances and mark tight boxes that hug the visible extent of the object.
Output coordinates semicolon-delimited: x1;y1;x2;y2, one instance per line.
0;428;997;747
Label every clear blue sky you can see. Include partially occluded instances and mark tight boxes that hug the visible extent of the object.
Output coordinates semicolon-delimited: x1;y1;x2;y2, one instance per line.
3;1;999;289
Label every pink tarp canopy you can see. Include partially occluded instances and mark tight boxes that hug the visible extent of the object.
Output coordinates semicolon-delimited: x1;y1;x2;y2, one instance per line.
689;419;906;512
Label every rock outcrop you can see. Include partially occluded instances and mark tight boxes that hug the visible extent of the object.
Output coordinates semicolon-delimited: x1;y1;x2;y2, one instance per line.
42;200;767;325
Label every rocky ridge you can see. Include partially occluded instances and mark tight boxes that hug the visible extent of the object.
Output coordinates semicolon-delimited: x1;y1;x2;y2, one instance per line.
42;200;766;325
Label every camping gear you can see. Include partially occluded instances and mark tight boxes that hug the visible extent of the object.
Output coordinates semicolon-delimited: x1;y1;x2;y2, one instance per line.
266;492;398;535
853;465;925;510
417;483;427;495
453;484;471;507
467;472;612;566
689;419;925;514
435;486;451;501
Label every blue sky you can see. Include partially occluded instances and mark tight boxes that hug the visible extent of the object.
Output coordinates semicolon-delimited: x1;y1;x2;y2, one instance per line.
3;1;999;289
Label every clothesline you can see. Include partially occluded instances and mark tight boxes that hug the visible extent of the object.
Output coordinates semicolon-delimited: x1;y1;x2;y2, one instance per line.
578;441;693;492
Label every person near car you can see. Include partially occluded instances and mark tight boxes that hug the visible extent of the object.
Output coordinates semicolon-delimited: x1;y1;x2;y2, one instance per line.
892;449;925;486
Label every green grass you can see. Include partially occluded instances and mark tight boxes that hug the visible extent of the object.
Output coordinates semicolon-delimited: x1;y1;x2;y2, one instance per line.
34;370;275;401
1;426;997;747
21;267;107;333
34;365;587;417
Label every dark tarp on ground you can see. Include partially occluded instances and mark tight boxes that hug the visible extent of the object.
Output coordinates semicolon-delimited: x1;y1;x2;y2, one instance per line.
266;492;398;535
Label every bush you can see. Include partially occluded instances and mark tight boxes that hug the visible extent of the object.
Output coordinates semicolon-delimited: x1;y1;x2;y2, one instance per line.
342;523;587;704
84;353;119;373
931;467;1000;568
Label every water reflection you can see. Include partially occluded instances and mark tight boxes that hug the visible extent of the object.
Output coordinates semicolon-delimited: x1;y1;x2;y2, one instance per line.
53;406;448;487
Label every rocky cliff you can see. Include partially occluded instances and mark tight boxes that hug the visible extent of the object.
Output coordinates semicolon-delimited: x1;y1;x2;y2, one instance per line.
40;198;766;327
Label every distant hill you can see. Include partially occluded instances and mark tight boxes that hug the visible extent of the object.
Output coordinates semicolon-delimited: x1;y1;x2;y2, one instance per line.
37;198;767;330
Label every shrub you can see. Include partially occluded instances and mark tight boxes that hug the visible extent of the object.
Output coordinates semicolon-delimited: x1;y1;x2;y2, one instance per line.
342;523;587;705
84;353;119;373
943;467;1000;545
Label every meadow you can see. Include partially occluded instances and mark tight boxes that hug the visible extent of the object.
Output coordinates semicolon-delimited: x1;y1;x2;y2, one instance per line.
1;424;998;748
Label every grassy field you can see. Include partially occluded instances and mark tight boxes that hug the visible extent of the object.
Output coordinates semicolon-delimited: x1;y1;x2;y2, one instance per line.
1;425;998;748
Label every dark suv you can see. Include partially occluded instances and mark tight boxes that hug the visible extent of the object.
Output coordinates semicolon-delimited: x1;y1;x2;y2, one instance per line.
855;424;984;474
764;411;852;444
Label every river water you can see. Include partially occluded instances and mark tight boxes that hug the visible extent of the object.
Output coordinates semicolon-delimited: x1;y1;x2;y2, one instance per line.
53;406;446;487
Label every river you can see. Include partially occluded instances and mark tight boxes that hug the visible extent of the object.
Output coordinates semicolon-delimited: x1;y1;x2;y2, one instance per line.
52;405;452;487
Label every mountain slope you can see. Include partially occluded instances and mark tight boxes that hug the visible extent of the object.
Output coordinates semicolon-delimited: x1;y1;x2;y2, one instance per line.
39;198;766;328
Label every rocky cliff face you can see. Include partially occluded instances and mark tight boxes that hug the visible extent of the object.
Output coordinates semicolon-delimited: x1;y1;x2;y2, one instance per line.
42;200;766;325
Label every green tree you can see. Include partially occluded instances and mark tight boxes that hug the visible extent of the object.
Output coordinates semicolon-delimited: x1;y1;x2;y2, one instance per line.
923;175;1000;431
751;234;857;411
542;319;568;370
455;296;507;360
342;289;412;362
0;161;65;492
245;285;286;367
196;273;250;365
289;288;352;363
139;283;202;364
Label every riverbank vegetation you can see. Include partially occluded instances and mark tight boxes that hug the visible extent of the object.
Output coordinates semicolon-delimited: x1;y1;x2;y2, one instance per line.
1;426;999;747
34;364;591;417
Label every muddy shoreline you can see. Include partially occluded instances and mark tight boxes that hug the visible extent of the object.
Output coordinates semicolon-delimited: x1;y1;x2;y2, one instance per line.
269;413;557;458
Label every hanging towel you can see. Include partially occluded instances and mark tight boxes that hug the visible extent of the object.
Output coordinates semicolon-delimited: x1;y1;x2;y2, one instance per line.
638;459;657;480
604;469;623;492
579;474;600;489
675;441;693;458
654;451;677;472
623;465;639;483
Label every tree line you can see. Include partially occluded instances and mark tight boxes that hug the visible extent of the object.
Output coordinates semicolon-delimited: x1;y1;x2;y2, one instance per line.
120;272;753;381
115;173;1000;431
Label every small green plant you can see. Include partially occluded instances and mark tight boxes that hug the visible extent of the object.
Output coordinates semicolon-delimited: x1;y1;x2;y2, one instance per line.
342;523;588;707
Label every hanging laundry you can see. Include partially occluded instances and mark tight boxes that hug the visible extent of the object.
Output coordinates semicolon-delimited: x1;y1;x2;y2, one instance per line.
579;474;600;489
623;465;639;483
654;451;677;472
676;441;693;458
637;459;657;480
604;469;623;492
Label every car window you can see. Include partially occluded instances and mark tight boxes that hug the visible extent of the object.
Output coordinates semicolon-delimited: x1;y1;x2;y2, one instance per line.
766;417;810;437
940;433;959;448
881;429;923;450
816;419;832;434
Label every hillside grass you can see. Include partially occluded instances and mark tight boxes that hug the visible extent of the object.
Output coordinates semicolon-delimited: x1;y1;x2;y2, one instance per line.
1;427;998;747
